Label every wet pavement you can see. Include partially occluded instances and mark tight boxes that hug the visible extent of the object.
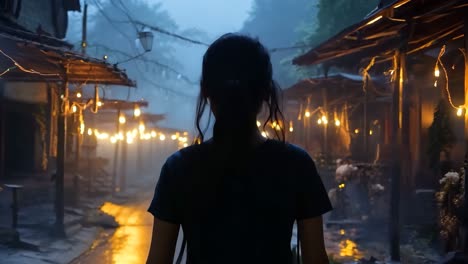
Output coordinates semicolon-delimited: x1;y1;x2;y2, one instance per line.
70;197;154;264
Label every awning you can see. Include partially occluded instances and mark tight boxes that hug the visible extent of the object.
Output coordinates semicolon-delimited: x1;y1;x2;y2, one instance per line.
284;73;390;101
0;29;135;86
293;0;467;66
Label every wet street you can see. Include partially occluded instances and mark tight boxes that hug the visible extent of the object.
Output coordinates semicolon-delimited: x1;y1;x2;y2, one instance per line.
70;196;154;264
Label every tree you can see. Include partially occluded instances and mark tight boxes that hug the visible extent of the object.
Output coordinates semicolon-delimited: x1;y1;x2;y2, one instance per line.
427;99;456;172
295;0;378;78
241;0;317;87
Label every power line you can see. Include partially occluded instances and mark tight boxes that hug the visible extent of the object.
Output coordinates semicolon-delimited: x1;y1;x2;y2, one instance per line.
90;43;197;85
131;20;210;46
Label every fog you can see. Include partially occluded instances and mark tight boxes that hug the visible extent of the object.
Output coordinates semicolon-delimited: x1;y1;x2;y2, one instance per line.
66;0;316;132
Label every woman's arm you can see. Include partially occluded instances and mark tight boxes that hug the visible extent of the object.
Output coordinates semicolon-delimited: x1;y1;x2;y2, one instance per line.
298;216;329;264
146;217;180;264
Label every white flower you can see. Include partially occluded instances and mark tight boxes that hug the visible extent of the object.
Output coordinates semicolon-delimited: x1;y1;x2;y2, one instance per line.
440;172;460;185
371;184;385;192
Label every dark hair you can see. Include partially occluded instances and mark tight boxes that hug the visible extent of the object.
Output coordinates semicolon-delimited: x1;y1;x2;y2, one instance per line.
195;33;284;143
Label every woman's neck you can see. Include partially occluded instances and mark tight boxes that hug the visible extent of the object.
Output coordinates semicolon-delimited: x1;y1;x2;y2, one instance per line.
213;118;265;147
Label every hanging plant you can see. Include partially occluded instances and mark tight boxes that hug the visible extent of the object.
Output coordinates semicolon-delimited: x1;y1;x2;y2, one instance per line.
427;99;456;171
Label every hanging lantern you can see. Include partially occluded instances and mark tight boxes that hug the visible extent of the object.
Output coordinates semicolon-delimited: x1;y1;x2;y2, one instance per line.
138;31;154;52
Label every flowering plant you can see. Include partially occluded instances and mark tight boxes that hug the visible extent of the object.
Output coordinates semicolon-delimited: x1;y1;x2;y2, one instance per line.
436;170;465;250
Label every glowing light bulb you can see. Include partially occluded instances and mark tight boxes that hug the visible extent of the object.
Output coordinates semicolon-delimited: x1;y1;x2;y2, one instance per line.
151;131;157;138
305;111;311;118
261;131;267;138
183;143;188;148
80;123;85;135
317;119;322;125
335;120;341;127
434;80;438;87
354;129;359;134
87;128;93;136
256;120;261;127
369;130;373;135
139;122;145;133
434;64;440;77
126;137;134;144
134;106;141;117
119;114;126;124
457;107;463;117
289;121;293;133
71;105;77;113
171;134;177;140
110;137;117;144
97;101;103;107
159;134;166;141
76;92;82;98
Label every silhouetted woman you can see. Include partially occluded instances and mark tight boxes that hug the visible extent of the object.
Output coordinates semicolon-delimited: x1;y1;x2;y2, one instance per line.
146;34;332;264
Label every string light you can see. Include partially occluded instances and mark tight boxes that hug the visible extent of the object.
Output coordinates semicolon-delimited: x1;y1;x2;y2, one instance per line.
305;111;311;118
76;92;82;98
72;105;77;113
289;121;294;133
335;120;341;127
87;128;93;136
317;119;322;125
256;120;261;127
457;107;464;117
0;66;15;77
80;122;85;135
434;64;440;77
369;130;373;136
321;115;328;125
97;101;103;107
110;136;117;144
183;143;188;148
0;49;61;77
119;114;126;124
261;131;267;138
138;122;145;133
354;129;360;134
171;134;177;140
134;106;141;117
151;131;157;138
159;134;166;141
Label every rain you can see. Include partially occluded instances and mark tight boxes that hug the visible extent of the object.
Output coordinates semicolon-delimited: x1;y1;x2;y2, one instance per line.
0;0;467;263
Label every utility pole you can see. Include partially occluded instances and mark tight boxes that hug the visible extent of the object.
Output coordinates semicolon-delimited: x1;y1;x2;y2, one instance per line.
81;1;88;55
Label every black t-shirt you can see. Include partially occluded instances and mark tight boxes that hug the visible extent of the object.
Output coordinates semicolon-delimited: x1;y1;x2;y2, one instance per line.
148;139;332;264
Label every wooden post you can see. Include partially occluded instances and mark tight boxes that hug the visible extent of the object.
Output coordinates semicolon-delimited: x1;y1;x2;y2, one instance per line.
73;110;82;205
119;122;127;193
112;109;121;194
55;79;68;237
0;84;5;180
322;87;328;155
390;49;407;261
463;16;468;254
364;78;369;162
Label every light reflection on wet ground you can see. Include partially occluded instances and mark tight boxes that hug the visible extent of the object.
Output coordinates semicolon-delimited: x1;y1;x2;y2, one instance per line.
71;199;154;264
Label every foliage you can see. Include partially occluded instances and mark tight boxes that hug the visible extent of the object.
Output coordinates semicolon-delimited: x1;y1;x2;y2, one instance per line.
241;0;317;87
427;100;456;170
436;170;465;250
294;0;378;79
